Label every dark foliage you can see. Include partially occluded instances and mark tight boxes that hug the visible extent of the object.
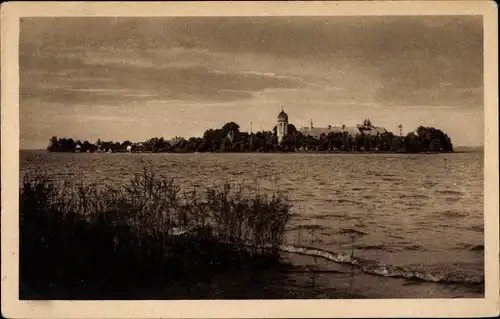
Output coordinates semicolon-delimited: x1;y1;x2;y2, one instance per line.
20;169;292;299
46;122;454;154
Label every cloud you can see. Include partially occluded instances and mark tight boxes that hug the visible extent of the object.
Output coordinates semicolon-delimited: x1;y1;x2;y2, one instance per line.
20;45;307;105
21;16;483;108
19;17;484;148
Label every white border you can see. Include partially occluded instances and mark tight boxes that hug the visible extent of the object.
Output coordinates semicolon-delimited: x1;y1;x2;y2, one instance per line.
2;1;499;318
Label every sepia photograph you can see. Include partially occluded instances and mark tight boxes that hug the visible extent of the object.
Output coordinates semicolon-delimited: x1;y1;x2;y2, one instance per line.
1;1;499;318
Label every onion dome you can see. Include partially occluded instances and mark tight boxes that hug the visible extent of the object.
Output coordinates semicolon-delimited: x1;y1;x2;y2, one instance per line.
277;109;288;122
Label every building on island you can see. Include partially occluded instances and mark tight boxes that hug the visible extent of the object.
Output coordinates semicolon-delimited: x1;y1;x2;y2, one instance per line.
298;118;387;139
276;108;289;143
356;118;387;136
225;131;250;143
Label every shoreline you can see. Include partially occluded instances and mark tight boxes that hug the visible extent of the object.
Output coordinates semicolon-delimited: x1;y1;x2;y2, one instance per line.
22;149;478;155
20;249;483;300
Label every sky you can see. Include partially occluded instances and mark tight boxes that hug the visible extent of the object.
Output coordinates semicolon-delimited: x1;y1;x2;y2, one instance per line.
20;16;483;149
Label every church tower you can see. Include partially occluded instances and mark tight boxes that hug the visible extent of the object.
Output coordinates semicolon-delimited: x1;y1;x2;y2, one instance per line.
277;108;288;144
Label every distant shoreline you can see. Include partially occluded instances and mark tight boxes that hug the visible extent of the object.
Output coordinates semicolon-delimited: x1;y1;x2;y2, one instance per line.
43;123;457;154
21;148;482;154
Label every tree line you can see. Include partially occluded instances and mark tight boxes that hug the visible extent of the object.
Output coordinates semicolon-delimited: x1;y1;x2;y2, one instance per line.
47;122;453;154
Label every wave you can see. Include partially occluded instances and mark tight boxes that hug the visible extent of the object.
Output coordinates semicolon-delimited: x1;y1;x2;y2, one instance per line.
468;244;484;251
335;199;365;205
353;244;401;253
466;225;484;232
313;213;346;220
436;190;463;196
430;210;460;218
440;210;470;218
338;228;367;236
388;233;405;239
279;244;484;286
288;224;329;232
171;227;483;286
456;243;484;252
422;181;438;188
399;193;430;199
381;177;405;182
404;244;427;252
371;172;398;177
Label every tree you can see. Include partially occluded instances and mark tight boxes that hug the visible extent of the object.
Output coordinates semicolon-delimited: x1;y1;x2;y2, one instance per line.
148;137;160;152
404;132;424;153
442;134;454;152
47;136;59;152
55;138;77;152
380;132;394;151
353;134;364;151
413;126;454;153
429;138;443;152
221;122;240;134
391;136;403;152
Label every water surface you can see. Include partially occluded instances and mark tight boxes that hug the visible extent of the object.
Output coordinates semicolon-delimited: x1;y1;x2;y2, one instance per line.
20;150;484;298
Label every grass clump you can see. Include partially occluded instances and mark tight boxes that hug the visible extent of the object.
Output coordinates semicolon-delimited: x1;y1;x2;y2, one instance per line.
19;168;292;299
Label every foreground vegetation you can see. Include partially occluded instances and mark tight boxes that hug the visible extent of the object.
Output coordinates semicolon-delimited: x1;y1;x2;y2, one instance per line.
20;169;293;299
47;121;453;154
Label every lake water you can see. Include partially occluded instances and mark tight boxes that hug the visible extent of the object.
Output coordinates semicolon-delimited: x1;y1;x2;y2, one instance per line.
20;150;484;298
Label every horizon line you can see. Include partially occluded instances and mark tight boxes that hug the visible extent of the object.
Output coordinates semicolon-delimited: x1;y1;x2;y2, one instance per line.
19;145;485;151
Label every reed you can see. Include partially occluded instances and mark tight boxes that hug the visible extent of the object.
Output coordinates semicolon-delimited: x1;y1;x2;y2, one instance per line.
19;168;292;299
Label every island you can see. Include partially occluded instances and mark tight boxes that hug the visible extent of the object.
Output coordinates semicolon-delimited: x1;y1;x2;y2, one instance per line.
46;110;454;154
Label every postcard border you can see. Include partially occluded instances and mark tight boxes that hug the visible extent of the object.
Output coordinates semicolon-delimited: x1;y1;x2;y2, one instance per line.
2;1;499;318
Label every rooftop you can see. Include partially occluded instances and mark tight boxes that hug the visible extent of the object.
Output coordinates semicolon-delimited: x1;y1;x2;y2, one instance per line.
277;110;288;122
299;125;388;138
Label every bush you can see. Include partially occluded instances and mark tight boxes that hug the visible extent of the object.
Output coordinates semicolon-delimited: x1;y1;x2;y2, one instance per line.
19;168;292;299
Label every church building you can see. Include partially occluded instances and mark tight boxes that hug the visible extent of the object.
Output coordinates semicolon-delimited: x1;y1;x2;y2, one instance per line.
275;109;388;143
299;118;387;138
277;109;289;143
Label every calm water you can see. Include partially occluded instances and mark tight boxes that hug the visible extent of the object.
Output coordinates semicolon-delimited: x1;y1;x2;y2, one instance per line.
20;150;484;298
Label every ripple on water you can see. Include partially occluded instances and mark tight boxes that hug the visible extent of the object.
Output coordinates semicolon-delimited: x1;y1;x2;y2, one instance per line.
19;151;485;297
313;213;347;220
289;224;329;232
338;228;367;236
466;224;484;232
404;244;428;252
399;193;430;200
336;199;363;205
455;243;484;252
434;210;470;218
353;244;401;253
